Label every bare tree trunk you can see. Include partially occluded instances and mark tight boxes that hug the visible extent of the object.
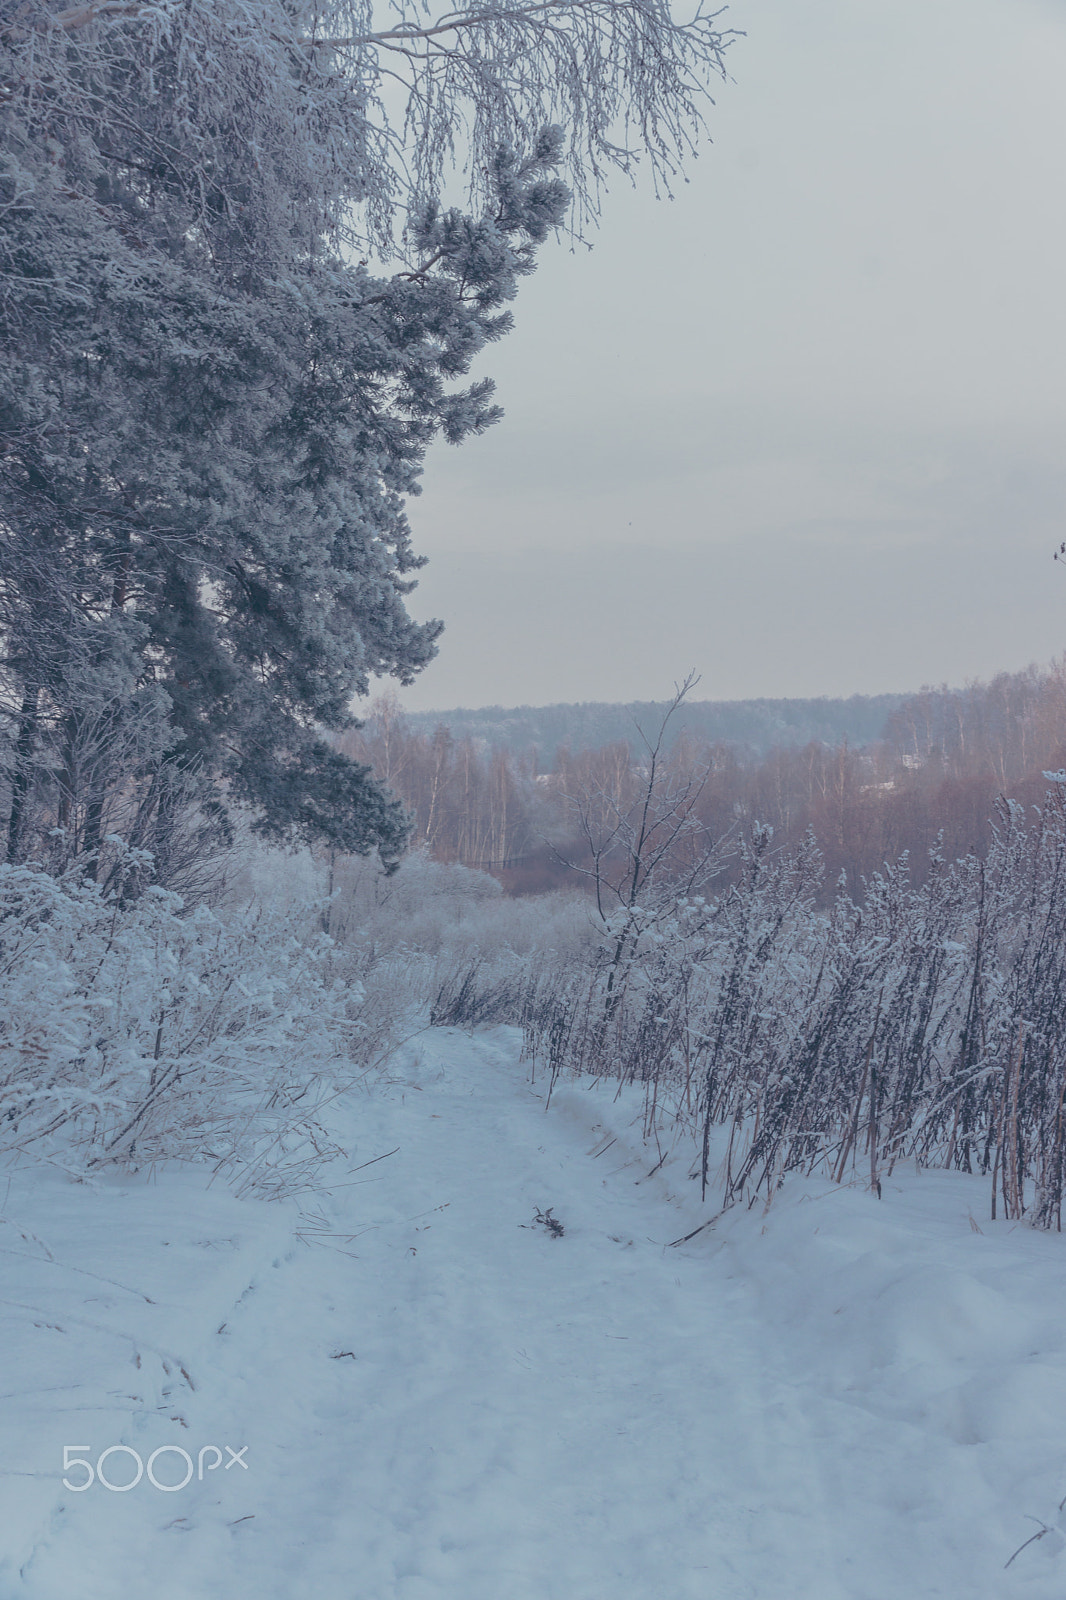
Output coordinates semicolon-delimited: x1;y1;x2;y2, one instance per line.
5;684;40;863
83;555;134;881
82;785;107;880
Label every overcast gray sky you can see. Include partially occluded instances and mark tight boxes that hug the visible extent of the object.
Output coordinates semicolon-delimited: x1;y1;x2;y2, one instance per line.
392;0;1066;713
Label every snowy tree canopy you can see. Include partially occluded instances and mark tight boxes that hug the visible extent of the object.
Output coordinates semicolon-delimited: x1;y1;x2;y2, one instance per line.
0;0;730;879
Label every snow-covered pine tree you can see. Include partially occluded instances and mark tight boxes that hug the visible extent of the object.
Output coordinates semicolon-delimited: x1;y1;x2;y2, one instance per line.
0;0;730;882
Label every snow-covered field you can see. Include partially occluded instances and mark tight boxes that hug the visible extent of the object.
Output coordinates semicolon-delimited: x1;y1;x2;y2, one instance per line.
3;1026;1066;1599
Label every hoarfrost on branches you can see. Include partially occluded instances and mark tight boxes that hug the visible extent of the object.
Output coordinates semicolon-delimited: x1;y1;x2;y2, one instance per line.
2;0;733;247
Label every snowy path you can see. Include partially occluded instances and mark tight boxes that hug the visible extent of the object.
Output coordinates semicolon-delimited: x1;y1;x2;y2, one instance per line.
5;1027;1066;1598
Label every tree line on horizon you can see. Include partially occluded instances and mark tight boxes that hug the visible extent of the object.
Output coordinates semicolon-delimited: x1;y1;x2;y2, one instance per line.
398;691;906;763
340;661;1066;898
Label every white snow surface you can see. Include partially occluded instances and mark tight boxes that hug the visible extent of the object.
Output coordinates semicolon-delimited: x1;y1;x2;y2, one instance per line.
3;1025;1066;1598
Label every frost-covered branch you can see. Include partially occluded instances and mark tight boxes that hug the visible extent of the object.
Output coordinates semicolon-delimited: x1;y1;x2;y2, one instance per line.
4;0;733;242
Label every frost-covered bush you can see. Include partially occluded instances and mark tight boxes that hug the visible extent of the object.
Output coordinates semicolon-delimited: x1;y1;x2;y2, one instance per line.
0;857;370;1196
324;850;597;1032
222;841;596;1049
327;849;505;954
224;840;332;919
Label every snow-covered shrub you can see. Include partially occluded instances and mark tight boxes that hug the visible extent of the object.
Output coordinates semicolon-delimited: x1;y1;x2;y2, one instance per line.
306;847;596;1034
317;846;590;956
223;839;331;919
0;856;369;1196
325;848;502;953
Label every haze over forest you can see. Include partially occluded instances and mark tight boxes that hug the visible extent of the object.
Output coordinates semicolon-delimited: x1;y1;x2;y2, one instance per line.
400;691;906;761
342;659;1066;898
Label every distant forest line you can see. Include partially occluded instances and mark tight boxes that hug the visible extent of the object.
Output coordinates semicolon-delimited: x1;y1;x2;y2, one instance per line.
341;662;1066;898
400;692;906;762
